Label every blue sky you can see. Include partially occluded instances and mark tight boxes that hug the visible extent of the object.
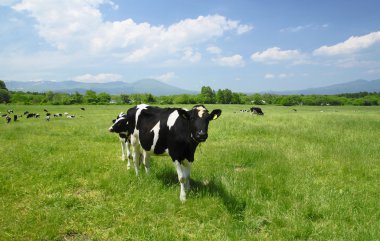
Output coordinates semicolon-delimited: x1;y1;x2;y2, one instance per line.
1;0;380;92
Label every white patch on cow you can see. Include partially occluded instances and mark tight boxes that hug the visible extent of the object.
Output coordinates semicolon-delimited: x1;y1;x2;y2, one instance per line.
196;106;207;118
150;121;160;152
167;110;179;130
118;112;124;118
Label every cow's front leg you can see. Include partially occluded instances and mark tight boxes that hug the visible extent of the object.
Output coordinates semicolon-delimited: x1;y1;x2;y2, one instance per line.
182;160;191;192
174;160;186;202
126;141;131;169
120;138;126;161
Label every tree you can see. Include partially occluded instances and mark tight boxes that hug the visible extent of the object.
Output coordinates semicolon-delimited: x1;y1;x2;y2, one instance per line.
0;80;10;103
120;94;130;104
200;86;215;104
97;92;111;104
0;89;10;103
84;90;98;104
0;80;8;90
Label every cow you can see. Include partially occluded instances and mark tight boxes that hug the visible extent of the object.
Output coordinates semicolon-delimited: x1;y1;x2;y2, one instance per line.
67;115;75;118
26;113;36;118
46;115;51;121
128;104;222;202
6;115;11;123
13;115;18;121
44;109;48;112
108;112;133;169
80;107;85;111
250;107;264;115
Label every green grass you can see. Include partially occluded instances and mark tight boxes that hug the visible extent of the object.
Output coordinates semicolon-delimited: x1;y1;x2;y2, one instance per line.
0;104;379;240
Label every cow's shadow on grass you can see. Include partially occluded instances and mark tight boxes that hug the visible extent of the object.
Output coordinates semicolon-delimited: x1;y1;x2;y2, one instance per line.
155;168;246;220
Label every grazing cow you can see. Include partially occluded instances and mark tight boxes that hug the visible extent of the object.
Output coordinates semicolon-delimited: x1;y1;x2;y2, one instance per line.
1;114;7;117
24;111;29;115
109;112;133;169
80;107;85;111
53;113;62;117
26;113;36;118
67;115;75;118
44;109;48;112
250;107;264;115
35;114;40;118
46;116;50;121
7;109;13;114
128;104;222;202
13;115;18;121
6;115;11;123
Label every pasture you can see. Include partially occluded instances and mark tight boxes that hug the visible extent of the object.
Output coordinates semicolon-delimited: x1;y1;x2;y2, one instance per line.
0;104;379;240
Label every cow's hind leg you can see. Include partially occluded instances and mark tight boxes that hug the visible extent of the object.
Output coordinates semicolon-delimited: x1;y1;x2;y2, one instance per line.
142;150;150;173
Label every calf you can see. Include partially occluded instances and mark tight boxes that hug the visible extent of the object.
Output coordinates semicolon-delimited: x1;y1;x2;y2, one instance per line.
129;104;222;202
108;112;132;169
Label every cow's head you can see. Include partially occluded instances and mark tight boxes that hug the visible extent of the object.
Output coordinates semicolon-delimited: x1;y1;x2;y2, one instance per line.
178;105;222;143
109;112;128;133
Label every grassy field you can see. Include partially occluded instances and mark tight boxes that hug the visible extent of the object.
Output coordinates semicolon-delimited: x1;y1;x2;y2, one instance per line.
0;104;379;240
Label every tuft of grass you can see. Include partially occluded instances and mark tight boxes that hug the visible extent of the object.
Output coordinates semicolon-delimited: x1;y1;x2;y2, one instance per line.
0;104;379;240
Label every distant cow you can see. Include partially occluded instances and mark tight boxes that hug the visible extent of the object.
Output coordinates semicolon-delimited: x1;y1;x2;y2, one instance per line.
6;115;11;123
46;116;50;121
7;109;13;114
109;112;133;169
250;107;264;115
24;111;29;115
67;115;75;118
44;109;48;112
80;107;85;111
26;113;36;118
125;104;222;202
13;115;18;121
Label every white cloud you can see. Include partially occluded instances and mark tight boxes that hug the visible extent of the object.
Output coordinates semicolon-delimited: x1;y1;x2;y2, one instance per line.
156;72;177;82
264;73;294;79
313;31;380;56
11;1;250;63
182;48;202;63
0;0;17;6
213;54;245;67
73;73;122;83
206;46;222;55
280;24;329;33
237;24;253;34
251;47;303;63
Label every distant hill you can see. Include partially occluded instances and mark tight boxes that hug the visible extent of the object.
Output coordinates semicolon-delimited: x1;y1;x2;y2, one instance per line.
271;79;380;95
5;79;197;96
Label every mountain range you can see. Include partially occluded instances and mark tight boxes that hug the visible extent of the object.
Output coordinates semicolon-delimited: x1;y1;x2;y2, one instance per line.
6;79;196;96
269;79;380;95
5;78;380;95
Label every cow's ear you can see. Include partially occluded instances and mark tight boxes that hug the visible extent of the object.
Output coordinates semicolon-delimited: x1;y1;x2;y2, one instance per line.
112;119;116;123
177;109;190;120
209;109;222;120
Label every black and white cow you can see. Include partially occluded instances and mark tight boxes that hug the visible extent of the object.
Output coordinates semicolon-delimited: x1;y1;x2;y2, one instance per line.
128;104;222;202
250;107;264;115
6;115;11;123
109;112;133;169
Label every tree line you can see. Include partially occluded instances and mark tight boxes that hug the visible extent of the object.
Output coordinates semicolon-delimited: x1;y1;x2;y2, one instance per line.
1;80;379;106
